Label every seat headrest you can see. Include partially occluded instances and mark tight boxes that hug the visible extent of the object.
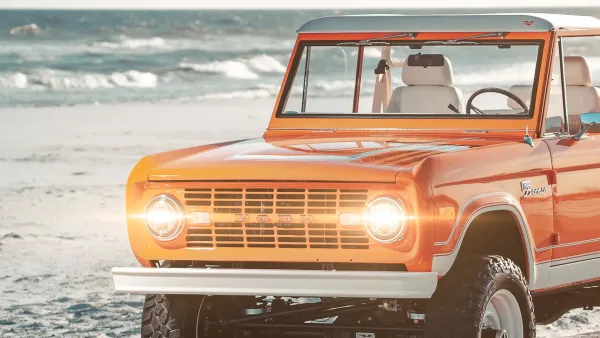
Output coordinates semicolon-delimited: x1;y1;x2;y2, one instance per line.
402;56;453;87
565;56;593;86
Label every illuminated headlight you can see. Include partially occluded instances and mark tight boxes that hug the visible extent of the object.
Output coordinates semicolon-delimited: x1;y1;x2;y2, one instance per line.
364;197;406;243
144;194;185;241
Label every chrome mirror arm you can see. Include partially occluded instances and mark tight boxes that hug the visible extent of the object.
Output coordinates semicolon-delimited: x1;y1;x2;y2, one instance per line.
573;122;596;141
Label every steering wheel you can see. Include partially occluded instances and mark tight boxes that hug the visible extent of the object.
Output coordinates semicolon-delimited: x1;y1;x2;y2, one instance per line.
465;87;529;115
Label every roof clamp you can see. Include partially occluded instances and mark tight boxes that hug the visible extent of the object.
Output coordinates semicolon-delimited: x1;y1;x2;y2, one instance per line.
523;125;534;147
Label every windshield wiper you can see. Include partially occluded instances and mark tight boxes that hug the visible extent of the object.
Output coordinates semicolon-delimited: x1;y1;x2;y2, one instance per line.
424;32;505;45
337;32;417;47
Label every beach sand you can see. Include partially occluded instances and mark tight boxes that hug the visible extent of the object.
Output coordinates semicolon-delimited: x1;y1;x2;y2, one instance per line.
1;100;599;337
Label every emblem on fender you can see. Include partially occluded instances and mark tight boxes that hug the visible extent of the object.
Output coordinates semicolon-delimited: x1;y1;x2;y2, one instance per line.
520;180;547;197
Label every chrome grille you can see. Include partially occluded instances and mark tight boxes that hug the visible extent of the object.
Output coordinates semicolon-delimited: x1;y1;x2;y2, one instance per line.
184;188;370;249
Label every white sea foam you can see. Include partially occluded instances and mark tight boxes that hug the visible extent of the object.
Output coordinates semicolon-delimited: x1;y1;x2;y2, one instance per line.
91;36;172;51
454;62;539;86
247;55;287;73
9;23;42;36
109;70;158;88
0;73;29;89
363;47;384;59
86;35;294;55
180;60;259;79
315;79;355;91
0;69;158;90
179;55;286;79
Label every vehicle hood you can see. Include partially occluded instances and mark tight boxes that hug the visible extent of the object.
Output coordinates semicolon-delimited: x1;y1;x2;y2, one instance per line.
148;136;509;183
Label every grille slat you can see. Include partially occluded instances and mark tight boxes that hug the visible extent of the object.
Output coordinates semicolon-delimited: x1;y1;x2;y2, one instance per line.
184;187;370;250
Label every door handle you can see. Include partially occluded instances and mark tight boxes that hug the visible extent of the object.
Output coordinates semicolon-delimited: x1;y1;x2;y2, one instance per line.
547;170;557;185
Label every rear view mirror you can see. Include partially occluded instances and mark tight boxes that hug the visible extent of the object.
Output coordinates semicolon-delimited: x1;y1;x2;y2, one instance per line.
573;112;600;140
406;53;445;68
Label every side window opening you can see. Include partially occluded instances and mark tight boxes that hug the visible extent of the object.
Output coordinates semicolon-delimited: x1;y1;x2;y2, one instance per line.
284;45;359;115
550;36;600;136
544;42;566;135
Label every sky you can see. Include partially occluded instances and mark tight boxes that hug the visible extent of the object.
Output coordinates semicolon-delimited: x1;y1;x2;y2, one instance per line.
0;0;598;9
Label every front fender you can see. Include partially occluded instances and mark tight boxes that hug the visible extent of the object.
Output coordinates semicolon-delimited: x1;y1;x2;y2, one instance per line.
431;192;548;289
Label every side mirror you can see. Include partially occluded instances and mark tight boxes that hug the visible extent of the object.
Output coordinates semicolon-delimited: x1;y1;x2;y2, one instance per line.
545;116;563;134
573;112;600;140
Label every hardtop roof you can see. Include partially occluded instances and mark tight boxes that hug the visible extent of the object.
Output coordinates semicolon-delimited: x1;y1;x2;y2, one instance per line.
297;13;600;33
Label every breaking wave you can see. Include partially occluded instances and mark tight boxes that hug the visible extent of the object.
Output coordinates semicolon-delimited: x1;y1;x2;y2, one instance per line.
0;69;158;90
178;55;286;79
91;36;172;51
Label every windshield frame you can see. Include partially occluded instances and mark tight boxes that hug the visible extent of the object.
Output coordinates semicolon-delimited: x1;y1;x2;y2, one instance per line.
276;38;545;120
268;31;553;135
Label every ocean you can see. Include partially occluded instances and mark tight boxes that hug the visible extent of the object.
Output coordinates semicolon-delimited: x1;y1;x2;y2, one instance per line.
1;8;600;108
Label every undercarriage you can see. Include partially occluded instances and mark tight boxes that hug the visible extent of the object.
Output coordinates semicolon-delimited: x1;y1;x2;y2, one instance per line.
190;295;510;338
201;296;423;338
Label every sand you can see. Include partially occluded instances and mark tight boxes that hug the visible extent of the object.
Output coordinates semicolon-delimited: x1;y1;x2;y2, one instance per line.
0;99;599;337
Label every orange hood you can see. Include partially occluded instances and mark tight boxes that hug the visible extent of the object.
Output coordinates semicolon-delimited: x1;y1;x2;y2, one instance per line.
147;136;503;183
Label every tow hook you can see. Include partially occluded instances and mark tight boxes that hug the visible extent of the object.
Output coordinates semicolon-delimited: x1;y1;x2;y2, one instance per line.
481;329;508;338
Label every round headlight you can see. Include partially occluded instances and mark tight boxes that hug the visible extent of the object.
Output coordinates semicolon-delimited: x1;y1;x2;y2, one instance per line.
364;197;406;243
144;194;185;241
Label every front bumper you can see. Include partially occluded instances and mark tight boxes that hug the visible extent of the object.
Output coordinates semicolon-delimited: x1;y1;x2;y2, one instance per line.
111;267;438;299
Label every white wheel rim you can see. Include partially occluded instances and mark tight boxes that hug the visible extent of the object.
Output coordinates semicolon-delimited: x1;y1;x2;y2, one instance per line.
482;289;523;338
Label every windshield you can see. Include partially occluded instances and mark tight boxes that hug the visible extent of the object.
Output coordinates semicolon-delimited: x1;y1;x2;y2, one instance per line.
278;39;543;118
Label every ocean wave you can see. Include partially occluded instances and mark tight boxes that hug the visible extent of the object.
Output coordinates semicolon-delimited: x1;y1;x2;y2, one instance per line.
9;23;42;36
180;60;259;79
454;62;539;86
86;35;294;54
315;80;355;91
91;36;172;51
0;69;158;90
178;55;286;79
0;73;29;89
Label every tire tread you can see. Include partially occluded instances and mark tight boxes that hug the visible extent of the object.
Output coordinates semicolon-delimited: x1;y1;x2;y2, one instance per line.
141;294;182;338
425;255;536;338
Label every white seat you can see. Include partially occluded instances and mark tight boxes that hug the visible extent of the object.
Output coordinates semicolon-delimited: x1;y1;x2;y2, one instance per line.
509;56;600;133
386;56;464;114
564;56;600;132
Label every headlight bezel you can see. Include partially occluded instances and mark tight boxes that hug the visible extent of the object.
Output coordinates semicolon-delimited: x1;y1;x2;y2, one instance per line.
364;196;407;243
144;194;185;241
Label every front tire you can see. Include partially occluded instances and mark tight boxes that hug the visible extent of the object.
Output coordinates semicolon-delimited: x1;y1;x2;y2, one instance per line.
141;294;201;338
425;255;535;338
141;294;238;338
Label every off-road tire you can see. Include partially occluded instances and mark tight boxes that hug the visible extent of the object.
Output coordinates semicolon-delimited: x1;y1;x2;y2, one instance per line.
141;294;201;338
424;255;536;338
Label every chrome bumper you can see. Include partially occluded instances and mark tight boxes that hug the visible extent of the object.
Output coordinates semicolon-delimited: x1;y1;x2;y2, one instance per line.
111;267;438;299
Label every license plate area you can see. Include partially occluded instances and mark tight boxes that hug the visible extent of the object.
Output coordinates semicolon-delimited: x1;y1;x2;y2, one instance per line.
356;333;375;338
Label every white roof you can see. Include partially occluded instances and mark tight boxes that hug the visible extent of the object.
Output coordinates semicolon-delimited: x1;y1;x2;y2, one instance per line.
297;13;600;33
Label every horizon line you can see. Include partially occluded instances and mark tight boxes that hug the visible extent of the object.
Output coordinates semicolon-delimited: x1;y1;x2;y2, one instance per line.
0;5;599;10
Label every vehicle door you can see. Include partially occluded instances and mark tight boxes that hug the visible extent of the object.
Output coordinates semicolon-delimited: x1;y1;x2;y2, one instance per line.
544;36;600;288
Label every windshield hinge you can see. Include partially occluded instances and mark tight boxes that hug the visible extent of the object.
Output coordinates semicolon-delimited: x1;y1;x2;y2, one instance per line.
523;125;534;147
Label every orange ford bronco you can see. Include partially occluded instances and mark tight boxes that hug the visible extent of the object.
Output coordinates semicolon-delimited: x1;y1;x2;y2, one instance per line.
113;13;600;338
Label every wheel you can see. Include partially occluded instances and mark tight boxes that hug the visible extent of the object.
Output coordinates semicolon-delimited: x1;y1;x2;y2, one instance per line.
425;255;535;338
141;294;236;338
